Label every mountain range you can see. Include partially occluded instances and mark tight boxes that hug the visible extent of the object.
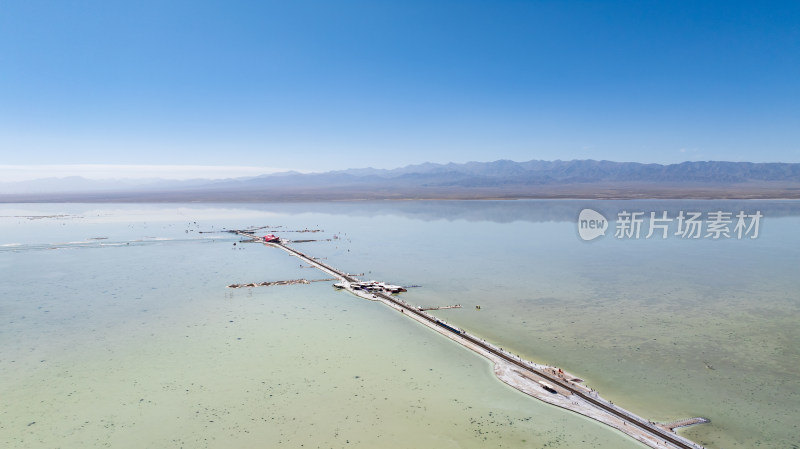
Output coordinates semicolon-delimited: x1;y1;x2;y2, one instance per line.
2;160;800;201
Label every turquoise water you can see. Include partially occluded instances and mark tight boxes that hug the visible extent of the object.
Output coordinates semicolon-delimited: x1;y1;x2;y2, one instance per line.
1;202;798;448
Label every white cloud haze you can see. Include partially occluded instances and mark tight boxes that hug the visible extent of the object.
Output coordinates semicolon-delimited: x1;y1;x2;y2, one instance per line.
0;165;297;183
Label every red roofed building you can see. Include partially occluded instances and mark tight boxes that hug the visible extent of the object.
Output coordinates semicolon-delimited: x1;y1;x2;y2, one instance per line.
263;234;279;243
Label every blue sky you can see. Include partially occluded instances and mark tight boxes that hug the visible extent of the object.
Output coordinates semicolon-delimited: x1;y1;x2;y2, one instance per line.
1;0;798;180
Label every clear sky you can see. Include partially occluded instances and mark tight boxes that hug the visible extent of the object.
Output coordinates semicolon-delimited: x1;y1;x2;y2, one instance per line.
1;0;798;180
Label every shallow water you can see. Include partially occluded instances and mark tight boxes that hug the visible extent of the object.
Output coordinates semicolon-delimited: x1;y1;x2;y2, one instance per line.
1;201;798;448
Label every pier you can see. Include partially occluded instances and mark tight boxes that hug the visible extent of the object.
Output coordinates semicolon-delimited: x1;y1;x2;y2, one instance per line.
231;230;708;449
418;304;462;311
227;278;337;288
660;417;712;432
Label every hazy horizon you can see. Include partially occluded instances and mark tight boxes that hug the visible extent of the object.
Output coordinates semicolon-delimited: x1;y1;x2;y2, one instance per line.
3;158;800;184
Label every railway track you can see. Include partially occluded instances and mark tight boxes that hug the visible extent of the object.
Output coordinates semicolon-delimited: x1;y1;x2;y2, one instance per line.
233;233;702;449
371;288;700;449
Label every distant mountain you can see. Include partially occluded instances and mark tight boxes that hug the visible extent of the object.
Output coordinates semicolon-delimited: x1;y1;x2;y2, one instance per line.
177;159;800;194
2;160;800;202
325;160;800;184
229;159;800;185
